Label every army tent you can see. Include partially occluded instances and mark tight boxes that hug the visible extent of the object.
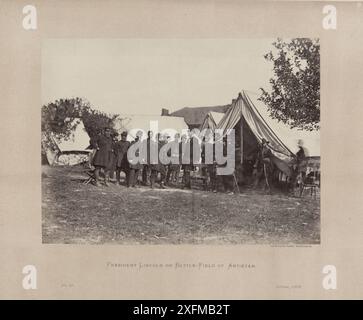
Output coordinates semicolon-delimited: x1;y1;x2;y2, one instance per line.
200;111;225;131
112;115;188;140
55;119;91;152
216;91;320;176
42;119;91;165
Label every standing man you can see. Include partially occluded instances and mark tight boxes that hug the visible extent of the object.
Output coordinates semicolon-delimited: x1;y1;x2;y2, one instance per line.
166;133;181;185
201;131;217;192
253;138;273;191
296;139;308;167
290;139;309;194
88;129;101;169
218;136;235;194
180;133;195;190
128;130;144;188
142;130;153;186
91;127;114;186
149;133;167;189
114;131;130;186
108;131;118;183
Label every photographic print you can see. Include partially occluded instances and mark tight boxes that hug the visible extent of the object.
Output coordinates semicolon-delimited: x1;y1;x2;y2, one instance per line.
2;0;363;300
41;38;320;245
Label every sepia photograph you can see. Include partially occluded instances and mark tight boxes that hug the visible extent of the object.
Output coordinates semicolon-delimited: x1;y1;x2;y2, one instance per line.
3;0;363;301
41;38;320;245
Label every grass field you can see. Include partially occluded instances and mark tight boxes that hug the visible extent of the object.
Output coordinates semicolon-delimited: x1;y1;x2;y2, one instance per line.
42;166;320;245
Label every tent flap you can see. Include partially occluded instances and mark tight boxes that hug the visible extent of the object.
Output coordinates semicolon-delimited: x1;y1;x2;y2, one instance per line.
217;91;293;161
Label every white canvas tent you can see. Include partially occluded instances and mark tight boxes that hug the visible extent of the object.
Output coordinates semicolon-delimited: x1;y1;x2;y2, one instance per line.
216;91;320;176
200;111;225;131
42;119;91;165
56;119;91;152
112;115;189;140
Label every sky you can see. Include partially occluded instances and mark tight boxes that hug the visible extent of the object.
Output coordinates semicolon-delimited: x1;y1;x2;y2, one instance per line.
42;38;275;114
41;38;319;155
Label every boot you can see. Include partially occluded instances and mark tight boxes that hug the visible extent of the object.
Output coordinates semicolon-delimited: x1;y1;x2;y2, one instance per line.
104;171;110;186
150;171;156;189
94;168;101;186
116;170;121;186
211;181;217;193
128;170;135;187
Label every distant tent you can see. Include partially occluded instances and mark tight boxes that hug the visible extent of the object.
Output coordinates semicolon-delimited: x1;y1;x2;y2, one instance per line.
200;111;225;131
112;115;189;140
170;104;230;129
216;91;320;176
42;118;91;166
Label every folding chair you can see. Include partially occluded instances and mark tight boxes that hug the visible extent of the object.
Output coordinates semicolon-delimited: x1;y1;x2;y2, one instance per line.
83;169;96;185
299;173;319;199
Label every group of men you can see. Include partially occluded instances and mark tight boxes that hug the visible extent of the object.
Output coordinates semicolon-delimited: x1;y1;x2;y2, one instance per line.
90;127;235;193
89;126;309;194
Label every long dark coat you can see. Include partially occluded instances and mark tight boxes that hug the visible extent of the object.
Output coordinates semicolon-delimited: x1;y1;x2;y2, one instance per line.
180;139;196;171
167;140;181;170
179;138;201;170
128;139;143;170
91;135;114;168
148;140;166;172
114;140;130;168
201;141;215;165
109;138;118;172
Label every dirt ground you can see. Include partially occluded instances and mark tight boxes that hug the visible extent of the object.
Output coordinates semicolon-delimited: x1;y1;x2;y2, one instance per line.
42;165;320;245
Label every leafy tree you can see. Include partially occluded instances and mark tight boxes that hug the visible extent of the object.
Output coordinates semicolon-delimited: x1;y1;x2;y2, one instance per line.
82;108;119;140
41;97;119;151
259;38;320;131
41;97;86;137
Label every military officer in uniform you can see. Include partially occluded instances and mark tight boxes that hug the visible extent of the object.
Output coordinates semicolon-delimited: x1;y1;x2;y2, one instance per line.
180;133;195;189
128;130;144;188
142;130;153;186
253;138;273;190
114;131;130;186
201;131;217;192
149;133;167;189
91;127;114;186
166;133;181;185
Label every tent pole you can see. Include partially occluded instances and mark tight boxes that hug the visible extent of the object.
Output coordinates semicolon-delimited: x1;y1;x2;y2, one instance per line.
240;115;243;165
